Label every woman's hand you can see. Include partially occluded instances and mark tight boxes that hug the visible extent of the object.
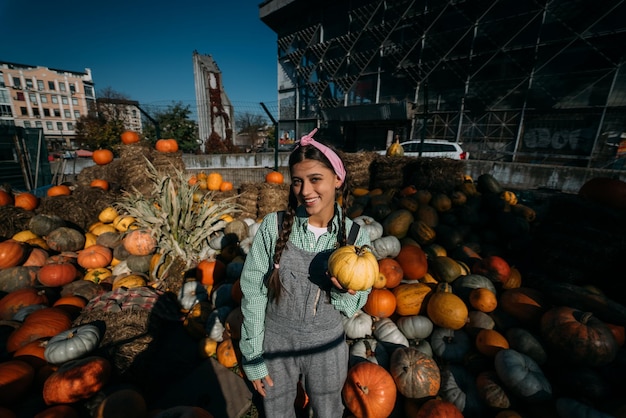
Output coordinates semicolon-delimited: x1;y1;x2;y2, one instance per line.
252;375;274;397
330;275;356;295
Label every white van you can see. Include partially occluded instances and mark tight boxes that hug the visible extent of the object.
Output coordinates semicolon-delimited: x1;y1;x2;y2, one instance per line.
378;140;469;160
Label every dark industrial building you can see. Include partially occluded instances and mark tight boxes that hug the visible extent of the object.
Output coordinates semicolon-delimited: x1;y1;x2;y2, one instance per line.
259;0;626;168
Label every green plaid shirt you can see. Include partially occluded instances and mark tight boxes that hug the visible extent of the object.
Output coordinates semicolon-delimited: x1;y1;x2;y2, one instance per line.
239;205;371;381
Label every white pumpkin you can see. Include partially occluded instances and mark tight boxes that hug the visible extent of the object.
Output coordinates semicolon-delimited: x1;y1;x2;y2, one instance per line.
396;315;434;340
353;216;384;241
349;338;389;368
370;235;402;260
412;339;434;358
373;317;409;348
342;309;373;339
430;327;471;363
205;306;232;342
178;280;209;311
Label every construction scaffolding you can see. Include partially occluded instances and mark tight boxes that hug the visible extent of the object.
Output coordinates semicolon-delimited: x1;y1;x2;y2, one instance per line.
260;0;626;168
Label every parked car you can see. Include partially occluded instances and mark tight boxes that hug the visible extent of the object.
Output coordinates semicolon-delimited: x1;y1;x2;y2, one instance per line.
377;139;469;160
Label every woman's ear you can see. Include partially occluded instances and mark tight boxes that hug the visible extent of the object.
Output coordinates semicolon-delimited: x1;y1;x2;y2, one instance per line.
335;175;343;189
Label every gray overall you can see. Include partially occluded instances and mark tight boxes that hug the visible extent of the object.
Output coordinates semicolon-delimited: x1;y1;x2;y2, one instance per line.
262;241;348;417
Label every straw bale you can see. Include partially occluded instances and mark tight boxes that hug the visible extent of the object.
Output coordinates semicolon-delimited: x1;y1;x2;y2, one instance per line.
341;151;378;190
0;206;33;239
74;309;158;382
258;183;289;219
237;183;260;220
37;186;117;230
369;156;465;194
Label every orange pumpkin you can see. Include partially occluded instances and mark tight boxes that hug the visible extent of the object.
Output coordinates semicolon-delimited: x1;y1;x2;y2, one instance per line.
0;189;14;206
206;172;223;191
37;262;79;287
342;362;397;418
92;149;114;165
120;130;140;144
265;170;284;184
0;239;29;269
392;282;433;316
6;307;72;352
196;259;226;287
377;258;403;289
415;399;464;418
77;245;113;269
395;244;428;280
219;181;234;192
426;282;468;330
14;192;39;211
42;356;111;405
123;229;157;256
46;185;71;197
155;138;179;153
469;287;498;313
475;328;509;356
13;339;48;369
0;287;49;320
363;288;396;318
0;360;35;404
90;179;109;191
216;339;238;368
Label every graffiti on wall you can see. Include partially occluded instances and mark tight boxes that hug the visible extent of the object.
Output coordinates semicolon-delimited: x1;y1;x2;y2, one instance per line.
522;127;595;155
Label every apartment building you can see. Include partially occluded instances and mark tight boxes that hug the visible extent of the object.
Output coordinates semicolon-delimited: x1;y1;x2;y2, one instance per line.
0;61;96;149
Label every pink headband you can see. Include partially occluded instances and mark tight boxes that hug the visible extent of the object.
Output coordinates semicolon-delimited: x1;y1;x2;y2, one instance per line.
297;128;346;184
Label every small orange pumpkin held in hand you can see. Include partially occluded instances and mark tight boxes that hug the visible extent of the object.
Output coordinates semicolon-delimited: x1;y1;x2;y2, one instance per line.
155;138;179;153
120;130;140;144
266;170;284;184
92;149;114;165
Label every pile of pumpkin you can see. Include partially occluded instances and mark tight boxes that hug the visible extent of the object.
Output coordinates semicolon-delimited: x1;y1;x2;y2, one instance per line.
1;164;626;418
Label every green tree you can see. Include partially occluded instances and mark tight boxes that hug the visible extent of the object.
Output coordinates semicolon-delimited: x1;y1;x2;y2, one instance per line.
74;87;128;151
142;102;200;154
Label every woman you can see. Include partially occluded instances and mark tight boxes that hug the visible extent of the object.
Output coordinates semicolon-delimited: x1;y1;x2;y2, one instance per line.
239;129;372;417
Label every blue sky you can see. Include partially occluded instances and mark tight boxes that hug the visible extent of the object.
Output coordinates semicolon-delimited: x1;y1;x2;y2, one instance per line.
0;0;278;119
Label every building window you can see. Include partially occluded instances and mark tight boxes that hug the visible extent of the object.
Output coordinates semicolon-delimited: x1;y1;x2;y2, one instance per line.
16;92;25;101
69;83;76;93
37;80;44;91
84;85;94;97
74;111;80;118
33;108;40;117
52;96;58;104
67;122;73;130
29;93;37;103
13;77;21;88
46;122;53;130
25;79;34;89
0;74;5;88
44;108;50;117
20;107;27;115
54;109;61;117
41;95;48;103
0;105;12;117
48;81;55;90
61;96;68;105
64;110;71;118
56;122;63;130
35;121;42;128
0;90;8;102
24;121;31;128
72;97;78;105
59;83;66;92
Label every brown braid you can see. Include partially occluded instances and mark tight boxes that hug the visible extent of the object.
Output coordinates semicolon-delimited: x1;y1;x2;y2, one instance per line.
266;142;350;302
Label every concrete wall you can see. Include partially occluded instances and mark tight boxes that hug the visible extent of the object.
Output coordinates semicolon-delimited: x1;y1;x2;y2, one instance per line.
52;153;626;194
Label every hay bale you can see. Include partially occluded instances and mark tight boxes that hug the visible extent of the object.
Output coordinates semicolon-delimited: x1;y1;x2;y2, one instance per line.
37;186;117;230
370;156;464;194
237;183;260;220
73;286;183;382
0;206;33;239
341;151;378;190
258;183;289;219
